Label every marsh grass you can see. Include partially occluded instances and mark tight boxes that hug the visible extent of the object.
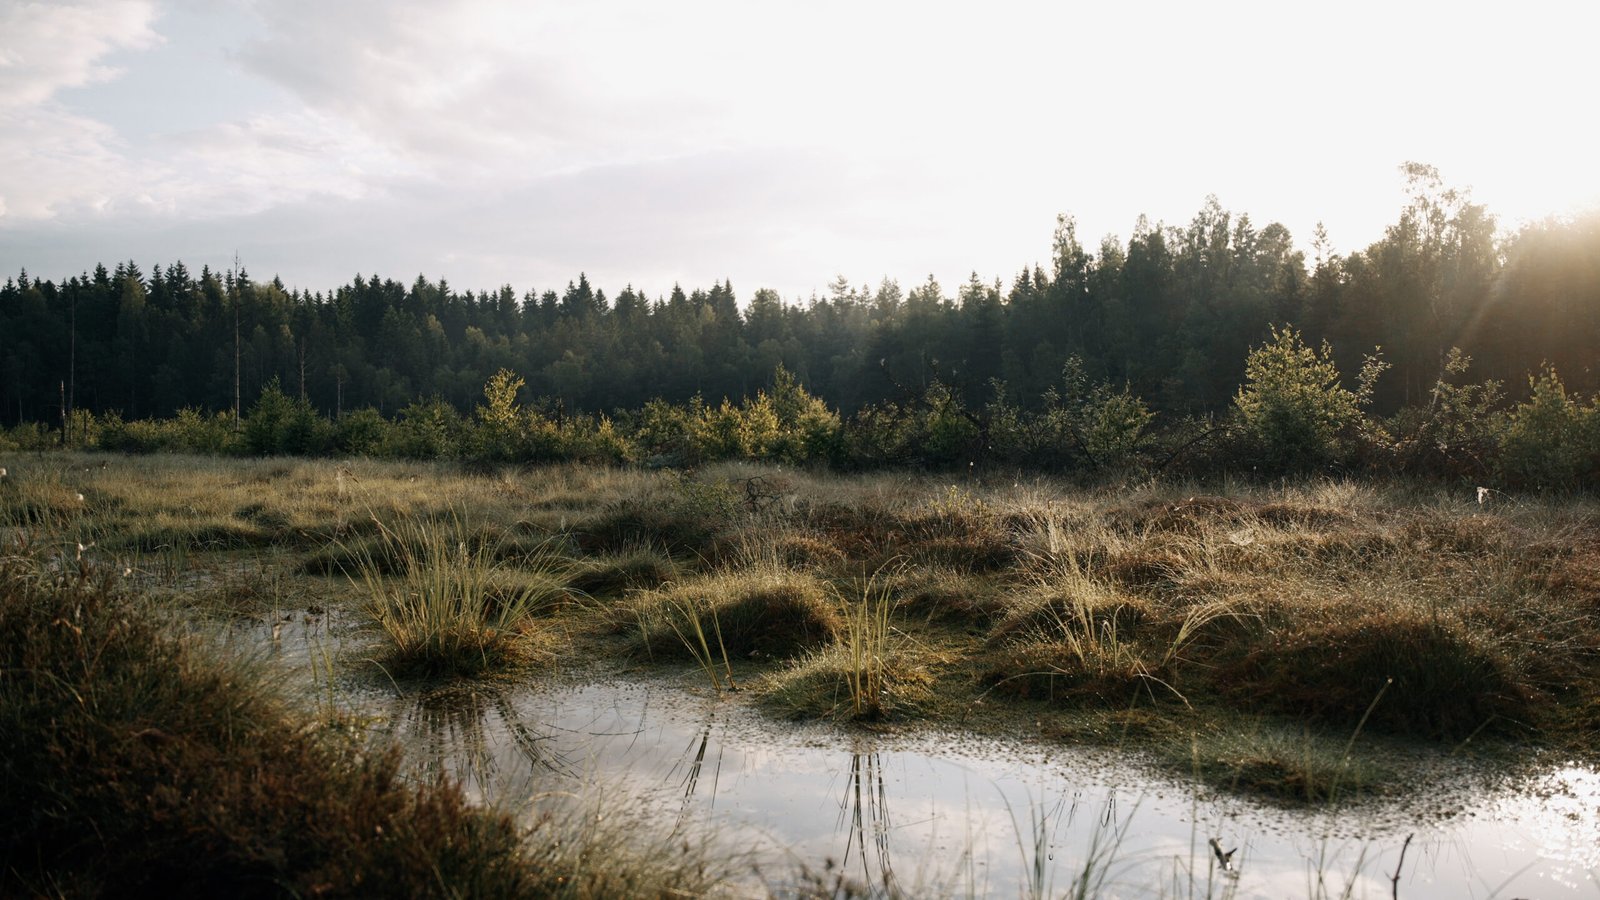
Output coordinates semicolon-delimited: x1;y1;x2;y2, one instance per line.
566;541;681;597
665;593;738;692
8;452;1600;796
630;565;842;663
762;567;943;721
0;542;736;898
346;511;571;677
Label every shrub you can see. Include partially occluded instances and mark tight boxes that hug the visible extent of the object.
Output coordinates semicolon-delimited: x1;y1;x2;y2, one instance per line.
470;368;525;462
171;407;238;454
1387;348;1504;479
244;378;331;456
1498;365;1595;490
385;398;464;459
767;365;841;464
334;407;390;456
1233;326;1383;472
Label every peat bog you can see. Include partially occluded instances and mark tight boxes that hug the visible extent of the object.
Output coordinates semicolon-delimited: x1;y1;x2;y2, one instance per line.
4;452;1599;896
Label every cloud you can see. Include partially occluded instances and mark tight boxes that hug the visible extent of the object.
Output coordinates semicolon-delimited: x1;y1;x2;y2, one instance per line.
0;0;160;110
0;1;160;221
231;0;722;176
6;0;1598;300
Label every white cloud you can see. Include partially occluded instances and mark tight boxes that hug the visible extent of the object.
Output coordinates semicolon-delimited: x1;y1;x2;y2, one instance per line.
0;0;160;110
0;0;160;221
4;0;1598;296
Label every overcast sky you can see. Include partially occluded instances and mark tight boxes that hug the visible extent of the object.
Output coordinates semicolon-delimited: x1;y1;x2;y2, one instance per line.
2;0;1596;301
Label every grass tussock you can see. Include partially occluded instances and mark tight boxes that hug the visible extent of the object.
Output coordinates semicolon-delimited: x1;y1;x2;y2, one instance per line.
630;567;843;662
566;543;682;598
887;566;1007;627
979;559;1195;708
761;570;942;720
348;512;572;678
1219;611;1534;739
575;473;740;556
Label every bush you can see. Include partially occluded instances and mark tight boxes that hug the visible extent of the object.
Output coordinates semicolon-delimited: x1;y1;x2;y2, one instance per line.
171;407;238;454
1387;348;1504;479
385;398;464;459
1232;326;1382;472
470;368;525;462
334;407;390;456
767;365;841;464
1498;366;1596;490
244;378;332;456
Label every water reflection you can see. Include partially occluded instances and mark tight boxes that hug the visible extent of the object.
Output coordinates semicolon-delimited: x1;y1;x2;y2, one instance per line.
386;686;574;800
351;677;1599;899
671;716;721;834
838;751;899;895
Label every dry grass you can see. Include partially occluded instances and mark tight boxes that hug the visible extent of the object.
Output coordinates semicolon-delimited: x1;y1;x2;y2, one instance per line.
0;545;733;898
628;563;843;663
345;510;572;677
9;451;1600;796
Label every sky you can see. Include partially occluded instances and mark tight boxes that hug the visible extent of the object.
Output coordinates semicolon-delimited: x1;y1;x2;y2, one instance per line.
2;0;1597;302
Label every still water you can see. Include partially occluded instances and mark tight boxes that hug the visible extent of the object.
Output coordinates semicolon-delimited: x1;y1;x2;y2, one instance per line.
254;613;1599;898
380;677;1599;898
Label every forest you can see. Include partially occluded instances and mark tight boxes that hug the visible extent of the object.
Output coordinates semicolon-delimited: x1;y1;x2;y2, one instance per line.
3;165;1598;485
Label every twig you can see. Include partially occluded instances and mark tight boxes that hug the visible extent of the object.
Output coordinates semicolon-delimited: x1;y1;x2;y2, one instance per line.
1389;832;1414;899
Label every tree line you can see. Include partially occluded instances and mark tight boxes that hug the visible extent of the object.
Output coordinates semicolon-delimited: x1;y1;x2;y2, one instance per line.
2;165;1598;476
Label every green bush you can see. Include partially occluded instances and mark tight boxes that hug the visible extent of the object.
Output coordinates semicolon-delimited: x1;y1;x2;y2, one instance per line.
1388;348;1503;479
470;368;525;462
1233;326;1382;472
1499;366;1595;490
334;407;390;456
766;365;841;464
385;398;464;459
243;378;332;456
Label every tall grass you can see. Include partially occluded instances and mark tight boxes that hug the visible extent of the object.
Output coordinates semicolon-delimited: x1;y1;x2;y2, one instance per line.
347;511;570;677
664;593;738;692
839;568;899;718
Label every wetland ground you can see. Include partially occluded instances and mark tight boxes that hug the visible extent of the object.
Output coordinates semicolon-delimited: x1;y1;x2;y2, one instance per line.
3;452;1598;896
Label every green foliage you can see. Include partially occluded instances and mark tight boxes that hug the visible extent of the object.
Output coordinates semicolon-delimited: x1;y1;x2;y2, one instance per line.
96;412;156;453
334;407;390;456
244;378;331;456
243;377;295;454
922;382;981;465
1499;366;1596;489
386;397;464;459
472;368;525;461
1043;359;1152;470
171;407;237;454
1388;348;1504;478
634;397;697;465
842;381;978;469
767;365;842;464
1233;326;1379;471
